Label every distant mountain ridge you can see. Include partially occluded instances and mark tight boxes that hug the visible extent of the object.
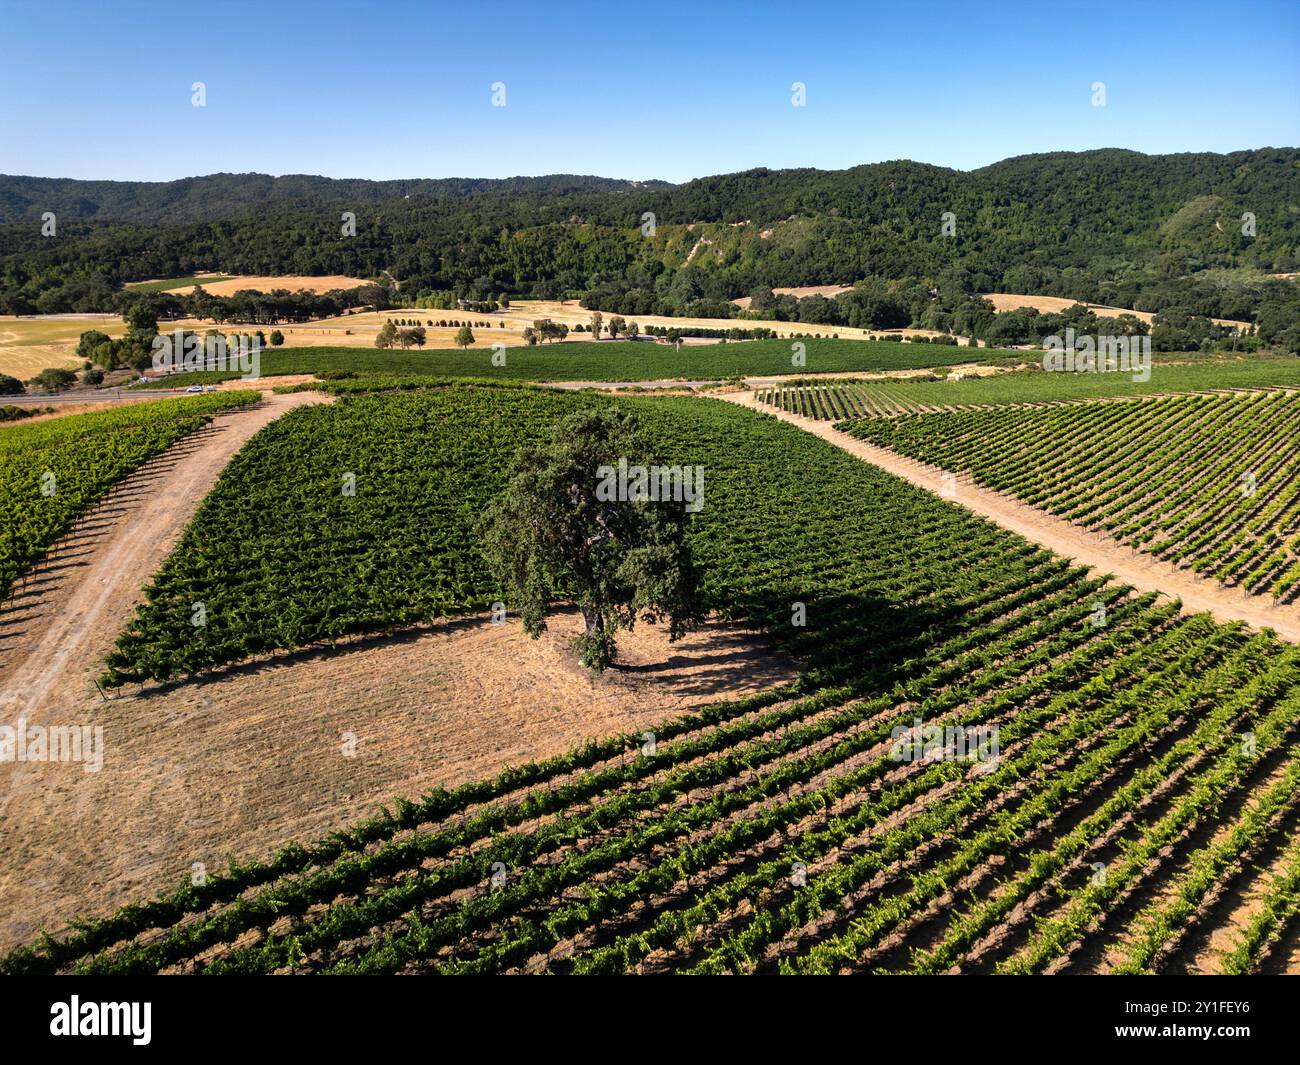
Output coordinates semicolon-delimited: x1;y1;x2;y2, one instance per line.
0;173;671;225
1;149;1296;330
1;148;1295;228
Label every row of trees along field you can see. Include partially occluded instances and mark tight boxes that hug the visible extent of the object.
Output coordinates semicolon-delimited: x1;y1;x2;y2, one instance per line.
72;306;286;374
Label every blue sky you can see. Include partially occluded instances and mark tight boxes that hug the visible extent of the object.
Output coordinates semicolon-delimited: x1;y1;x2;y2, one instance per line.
2;0;1297;183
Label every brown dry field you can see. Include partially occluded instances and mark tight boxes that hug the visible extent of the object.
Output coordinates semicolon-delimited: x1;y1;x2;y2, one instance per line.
179;297;958;349
0;315;124;378
162;301;877;352
172;274;371;297
733;284;854;307
979;292;1250;331
0;291;967;375
170;311;519;351
501;299;953;343
0;391;797;948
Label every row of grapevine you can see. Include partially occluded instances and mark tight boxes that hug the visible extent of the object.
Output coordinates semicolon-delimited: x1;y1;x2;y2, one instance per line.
843;389;1300;601
756;360;1300;420
101;388;585;684
0;392;258;602
754;381;938;419
9;386;1300;974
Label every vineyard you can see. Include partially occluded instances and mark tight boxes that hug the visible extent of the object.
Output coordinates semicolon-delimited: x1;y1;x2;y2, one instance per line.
8;385;1300;974
138;336;1024;388
756;379;945;418
0;392;257;601
842;389;1300;601
755;359;1300;418
102;387;587;684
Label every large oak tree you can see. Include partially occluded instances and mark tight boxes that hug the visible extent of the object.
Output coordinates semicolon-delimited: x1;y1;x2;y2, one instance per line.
476;407;701;672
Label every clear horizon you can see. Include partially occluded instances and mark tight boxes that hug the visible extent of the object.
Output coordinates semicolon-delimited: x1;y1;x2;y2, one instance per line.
6;142;1300;188
2;0;1297;184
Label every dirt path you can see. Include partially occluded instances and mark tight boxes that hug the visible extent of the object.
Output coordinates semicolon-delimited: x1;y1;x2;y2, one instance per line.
0;392;332;716
0;390;794;950
718;390;1300;642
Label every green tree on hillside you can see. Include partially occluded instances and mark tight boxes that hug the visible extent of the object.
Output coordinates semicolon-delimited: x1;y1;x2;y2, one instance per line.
476;408;701;673
454;325;475;349
375;320;398;348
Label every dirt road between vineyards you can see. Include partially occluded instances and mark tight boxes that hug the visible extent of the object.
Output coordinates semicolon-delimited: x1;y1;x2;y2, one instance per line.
0;388;794;950
0;391;325;943
717;389;1300;643
0;392;333;714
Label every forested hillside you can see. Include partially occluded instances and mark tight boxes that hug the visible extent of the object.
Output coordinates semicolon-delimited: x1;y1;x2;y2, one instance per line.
2;149;1296;342
0;173;662;225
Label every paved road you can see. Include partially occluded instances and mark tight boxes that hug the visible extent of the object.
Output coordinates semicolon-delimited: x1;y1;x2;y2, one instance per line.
3;388;199;405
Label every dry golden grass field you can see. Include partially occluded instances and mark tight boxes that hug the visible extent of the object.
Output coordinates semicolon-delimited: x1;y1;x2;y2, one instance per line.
0;288;970;378
126;274;370;296
979;292;1250;331
0;315;124;379
506;298;952;342
732;284;854;307
179;274;371;297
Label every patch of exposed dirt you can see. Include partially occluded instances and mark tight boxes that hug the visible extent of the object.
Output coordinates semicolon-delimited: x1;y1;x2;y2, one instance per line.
733;285;854;307
216;374;320;392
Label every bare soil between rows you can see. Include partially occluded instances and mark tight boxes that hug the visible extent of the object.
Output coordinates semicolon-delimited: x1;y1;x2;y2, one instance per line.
719;390;1300;642
0;391;797;950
